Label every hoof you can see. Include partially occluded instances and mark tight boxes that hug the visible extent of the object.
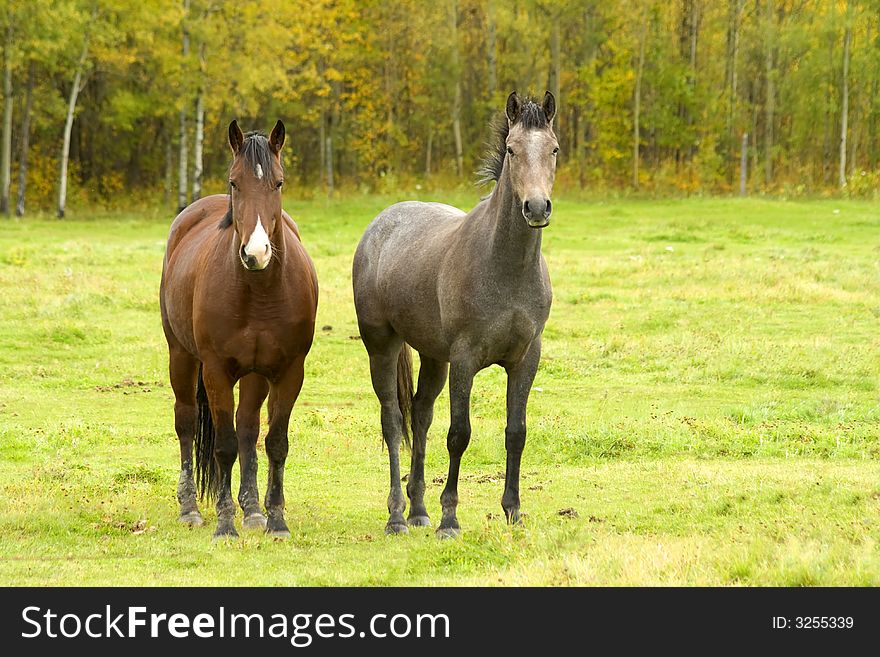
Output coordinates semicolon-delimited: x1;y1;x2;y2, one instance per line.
385;521;409;535
505;510;522;525
179;511;204;526
243;513;268;530
212;526;239;542
266;514;290;539
407;515;431;527
435;526;460;539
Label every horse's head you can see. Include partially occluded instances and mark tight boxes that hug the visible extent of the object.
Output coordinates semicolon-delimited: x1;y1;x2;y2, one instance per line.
504;91;558;228
227;120;286;271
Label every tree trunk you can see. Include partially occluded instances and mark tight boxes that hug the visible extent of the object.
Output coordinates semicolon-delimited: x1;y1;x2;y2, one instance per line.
677;0;701;163
740;132;748;196
550;17;561;139
751;97;759;184
319;108;326;186
15;60;34;217
58;36;90;219
725;0;744;146
450;0;463;178
763;0;775;187
487;0;497;98
178;0;190;213
192;92;204;201
164;130;172;207
839;5;852;190
1;22;13;216
850;106;859;177
823;25;834;185
325;135;334;196
633;22;647;190
425;126;433;177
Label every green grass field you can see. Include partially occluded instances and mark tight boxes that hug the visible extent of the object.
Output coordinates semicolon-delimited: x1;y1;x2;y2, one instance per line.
0;195;877;585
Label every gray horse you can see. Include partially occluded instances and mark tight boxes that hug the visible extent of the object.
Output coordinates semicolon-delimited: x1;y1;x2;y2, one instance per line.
353;91;557;537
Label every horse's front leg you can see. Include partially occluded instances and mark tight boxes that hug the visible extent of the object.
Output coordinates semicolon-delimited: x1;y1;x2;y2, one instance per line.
201;361;238;539
264;357;305;538
437;360;476;538
502;337;542;524
237;373;270;529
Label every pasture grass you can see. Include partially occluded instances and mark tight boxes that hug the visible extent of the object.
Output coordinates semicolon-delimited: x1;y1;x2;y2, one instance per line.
0;194;877;585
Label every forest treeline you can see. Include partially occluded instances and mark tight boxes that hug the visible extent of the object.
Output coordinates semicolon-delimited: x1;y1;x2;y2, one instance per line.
1;0;878;215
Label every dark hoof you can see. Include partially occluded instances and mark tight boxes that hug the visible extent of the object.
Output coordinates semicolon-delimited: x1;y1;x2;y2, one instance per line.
243;513;268;530
407;515;431;527
435;526;460;539
266;514;290;539
212;525;239;541
505;510;522;525
385;521;409;535
179;511;204;526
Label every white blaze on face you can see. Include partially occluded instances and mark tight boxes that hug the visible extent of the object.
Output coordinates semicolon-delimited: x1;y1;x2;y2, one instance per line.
255;163;263;180
242;214;271;269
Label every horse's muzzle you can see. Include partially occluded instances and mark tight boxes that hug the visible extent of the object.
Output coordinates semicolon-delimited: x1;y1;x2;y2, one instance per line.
239;245;269;271
523;198;551;228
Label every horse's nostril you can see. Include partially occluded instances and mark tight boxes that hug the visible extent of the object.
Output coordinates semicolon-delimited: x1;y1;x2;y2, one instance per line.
523;200;531;217
545;199;552;217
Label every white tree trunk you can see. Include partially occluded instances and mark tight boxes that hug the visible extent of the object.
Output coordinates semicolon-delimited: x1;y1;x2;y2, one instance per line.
192;93;204;201
191;38;204;202
1;22;13;215
16;60;34;217
58;40;89;219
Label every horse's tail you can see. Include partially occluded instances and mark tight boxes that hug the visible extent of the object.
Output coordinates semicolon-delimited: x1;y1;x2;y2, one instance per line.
396;344;413;450
194;364;218;501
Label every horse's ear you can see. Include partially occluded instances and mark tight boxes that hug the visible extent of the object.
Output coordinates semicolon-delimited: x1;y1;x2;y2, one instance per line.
228;120;244;154
269;120;285;154
542;91;556;124
506;91;521;125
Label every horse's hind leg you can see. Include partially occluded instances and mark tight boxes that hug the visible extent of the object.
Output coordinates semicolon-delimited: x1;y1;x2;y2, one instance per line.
168;345;202;526
264;357;306;539
407;355;448;527
237;373;269;529
363;330;408;534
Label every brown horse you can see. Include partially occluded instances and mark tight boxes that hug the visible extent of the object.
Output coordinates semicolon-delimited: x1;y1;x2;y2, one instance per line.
160;120;318;540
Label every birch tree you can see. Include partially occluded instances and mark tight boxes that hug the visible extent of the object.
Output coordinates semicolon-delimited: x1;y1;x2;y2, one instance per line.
57;11;93;219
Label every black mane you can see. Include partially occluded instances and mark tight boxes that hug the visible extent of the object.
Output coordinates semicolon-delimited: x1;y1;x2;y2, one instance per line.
219;131;278;229
477;98;549;185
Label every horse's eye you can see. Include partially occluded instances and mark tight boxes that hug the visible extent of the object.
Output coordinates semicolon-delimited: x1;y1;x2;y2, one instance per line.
506;146;514;156
552;147;559;155
275;180;283;190
229;180;237;190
